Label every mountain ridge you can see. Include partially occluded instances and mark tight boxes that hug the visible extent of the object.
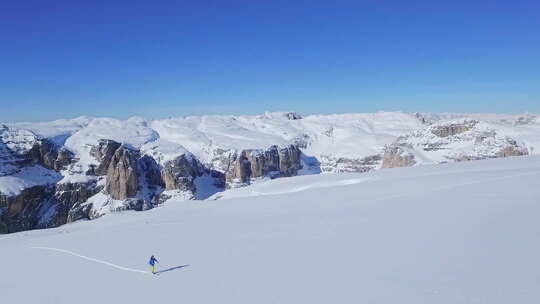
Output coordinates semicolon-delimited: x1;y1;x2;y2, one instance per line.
1;111;538;233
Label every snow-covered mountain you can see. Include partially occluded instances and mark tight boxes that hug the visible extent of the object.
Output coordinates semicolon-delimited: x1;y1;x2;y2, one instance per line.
1;111;539;233
1;155;539;304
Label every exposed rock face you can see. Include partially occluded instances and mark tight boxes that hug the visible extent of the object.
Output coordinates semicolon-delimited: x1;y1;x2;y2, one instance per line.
497;139;529;157
90;139;122;175
320;155;382;173
56;181;103;224
431;120;477;137
157;155;224;203
226;153;253;185
285;112;303;120
386;120;530;165
0;126;74;175
225;145;302;187
139;155;164;187
0;186;55;233
0;180;103;233
381;145;416;169
278;145;302;176
161;154;203;192
27;139;75;171
105;146;139;200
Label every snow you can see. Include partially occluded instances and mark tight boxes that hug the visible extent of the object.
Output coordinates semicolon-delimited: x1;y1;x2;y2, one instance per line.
149;111;426;163
61;117;160;174
0;127;39;154
4;112;538;168
7;116;94;145
0;166;62;196
1;111;539;212
140;138;191;165
58;173;98;184
85;191;125;216
1;155;539;303
3;111;538;175
65;116;159;151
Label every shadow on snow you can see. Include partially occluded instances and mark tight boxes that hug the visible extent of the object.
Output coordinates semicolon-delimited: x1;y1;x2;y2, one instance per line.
155;265;190;275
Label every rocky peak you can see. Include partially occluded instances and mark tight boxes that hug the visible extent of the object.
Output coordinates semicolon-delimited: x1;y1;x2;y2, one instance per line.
28;139;75;171
225;144;302;187
105;146;139;200
431;120;478;137
89;139;122;175
285;112;303;120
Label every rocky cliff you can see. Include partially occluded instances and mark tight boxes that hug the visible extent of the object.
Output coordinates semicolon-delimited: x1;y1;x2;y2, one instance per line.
105;146;140;200
225;145;302;187
380;120;530;168
161;154;204;192
381;145;416;169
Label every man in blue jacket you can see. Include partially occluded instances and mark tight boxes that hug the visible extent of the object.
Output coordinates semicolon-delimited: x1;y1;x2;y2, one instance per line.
149;255;159;274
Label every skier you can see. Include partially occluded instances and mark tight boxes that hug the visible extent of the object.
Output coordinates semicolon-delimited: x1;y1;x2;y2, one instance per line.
149;255;159;274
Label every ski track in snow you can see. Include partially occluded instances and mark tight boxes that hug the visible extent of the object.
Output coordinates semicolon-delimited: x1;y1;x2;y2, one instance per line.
32;246;151;275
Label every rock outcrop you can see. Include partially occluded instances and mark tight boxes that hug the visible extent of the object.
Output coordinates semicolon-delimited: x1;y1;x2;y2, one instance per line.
0;179;104;233
56;181;103;224
27;139;75;171
386;120;530;165
497;139;529;157
431;120;477;137
381;145;416;169
1;126;74;175
320;155;382;173
89;139;122;175
161;154;203;192
139;155;164;187
278;145;302;176
285;112;303;120
225;145;302;187
0;185;56;233
105;146;139;200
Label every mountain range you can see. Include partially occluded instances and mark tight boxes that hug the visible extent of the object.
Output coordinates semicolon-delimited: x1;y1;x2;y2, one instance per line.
1;111;538;233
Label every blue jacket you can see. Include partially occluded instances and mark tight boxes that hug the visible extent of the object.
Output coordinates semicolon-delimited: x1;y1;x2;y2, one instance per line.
149;256;158;266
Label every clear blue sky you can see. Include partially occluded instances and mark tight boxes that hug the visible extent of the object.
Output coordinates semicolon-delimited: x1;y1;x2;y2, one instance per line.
1;0;539;122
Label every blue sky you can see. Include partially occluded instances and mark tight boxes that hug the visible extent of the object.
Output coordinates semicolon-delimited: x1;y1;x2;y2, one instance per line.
1;0;539;122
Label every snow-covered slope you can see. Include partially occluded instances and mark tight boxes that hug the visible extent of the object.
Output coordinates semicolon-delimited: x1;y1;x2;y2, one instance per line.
1;156;539;303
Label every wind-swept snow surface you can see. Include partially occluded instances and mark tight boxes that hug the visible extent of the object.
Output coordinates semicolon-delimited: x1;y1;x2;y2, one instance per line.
1;156;540;303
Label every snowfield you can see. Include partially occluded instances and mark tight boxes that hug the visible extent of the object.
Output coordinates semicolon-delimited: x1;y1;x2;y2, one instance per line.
1;155;539;304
